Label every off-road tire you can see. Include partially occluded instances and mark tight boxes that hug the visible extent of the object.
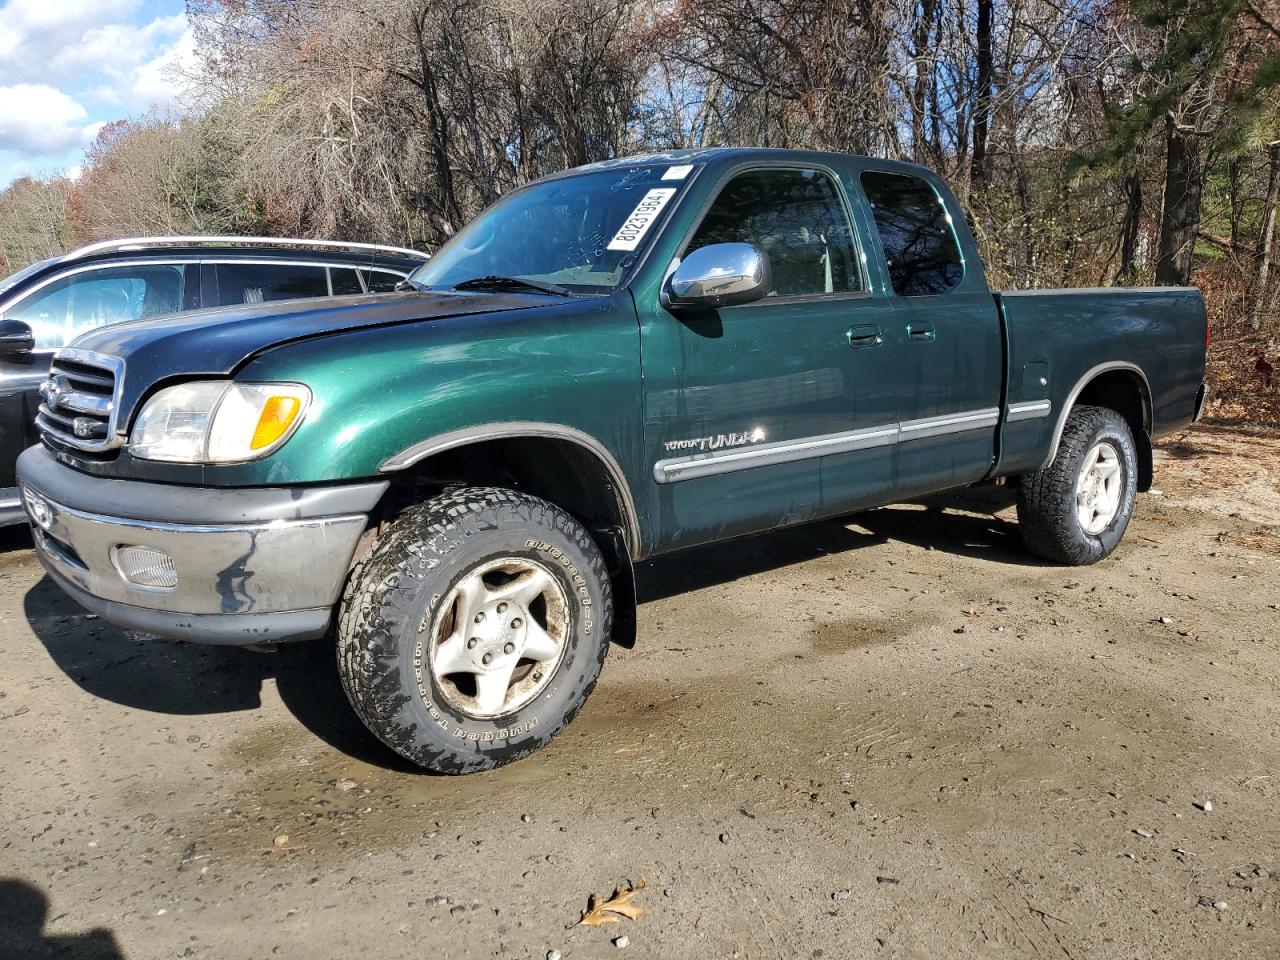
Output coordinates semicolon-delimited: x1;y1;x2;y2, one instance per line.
1016;405;1139;565
337;487;612;773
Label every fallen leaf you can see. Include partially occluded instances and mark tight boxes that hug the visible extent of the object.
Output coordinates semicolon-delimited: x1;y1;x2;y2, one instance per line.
578;880;647;927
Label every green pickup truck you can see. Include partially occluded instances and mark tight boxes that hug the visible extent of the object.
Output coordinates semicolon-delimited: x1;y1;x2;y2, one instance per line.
17;148;1208;773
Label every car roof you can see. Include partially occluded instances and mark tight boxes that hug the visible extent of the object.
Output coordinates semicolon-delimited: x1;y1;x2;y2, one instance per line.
2;237;427;295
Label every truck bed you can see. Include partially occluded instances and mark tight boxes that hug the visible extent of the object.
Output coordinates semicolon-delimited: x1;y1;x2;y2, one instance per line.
994;286;1208;479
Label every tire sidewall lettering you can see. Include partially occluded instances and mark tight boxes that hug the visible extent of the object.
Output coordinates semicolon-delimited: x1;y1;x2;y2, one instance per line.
525;538;594;635
398;520;604;750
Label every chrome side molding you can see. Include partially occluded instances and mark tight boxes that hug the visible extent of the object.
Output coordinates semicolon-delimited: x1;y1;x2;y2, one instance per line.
653;407;1001;484
654;423;899;483
1006;399;1052;422
898;407;1000;440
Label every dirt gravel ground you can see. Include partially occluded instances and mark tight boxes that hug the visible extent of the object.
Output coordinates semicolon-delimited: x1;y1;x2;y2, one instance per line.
2;421;1279;960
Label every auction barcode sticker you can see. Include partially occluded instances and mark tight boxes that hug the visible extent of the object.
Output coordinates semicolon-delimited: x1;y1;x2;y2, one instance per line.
608;188;678;251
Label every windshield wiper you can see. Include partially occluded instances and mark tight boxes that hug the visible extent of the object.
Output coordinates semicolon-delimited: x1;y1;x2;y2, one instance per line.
451;275;572;297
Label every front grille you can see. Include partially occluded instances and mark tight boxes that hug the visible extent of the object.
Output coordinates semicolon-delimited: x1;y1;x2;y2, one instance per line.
36;349;125;455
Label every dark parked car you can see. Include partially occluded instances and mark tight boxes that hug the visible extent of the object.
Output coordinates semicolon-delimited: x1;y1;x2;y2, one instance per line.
0;236;427;525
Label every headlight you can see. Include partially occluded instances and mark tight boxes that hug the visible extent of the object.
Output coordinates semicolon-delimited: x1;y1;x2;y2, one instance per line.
130;381;312;463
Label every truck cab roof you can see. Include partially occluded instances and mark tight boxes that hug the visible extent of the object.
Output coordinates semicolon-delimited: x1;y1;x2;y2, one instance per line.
563;147;940;180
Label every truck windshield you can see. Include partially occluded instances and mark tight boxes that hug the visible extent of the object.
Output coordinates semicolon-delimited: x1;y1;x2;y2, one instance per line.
409;165;697;295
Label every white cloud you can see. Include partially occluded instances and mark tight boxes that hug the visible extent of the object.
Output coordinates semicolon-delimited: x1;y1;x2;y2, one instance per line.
0;1;195;184
0;0;141;84
70;13;196;110
120;22;199;110
0;2;197;112
0;84;97;155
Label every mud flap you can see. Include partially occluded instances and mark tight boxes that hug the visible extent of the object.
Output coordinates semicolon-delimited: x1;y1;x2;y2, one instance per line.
593;524;637;649
1137;430;1153;492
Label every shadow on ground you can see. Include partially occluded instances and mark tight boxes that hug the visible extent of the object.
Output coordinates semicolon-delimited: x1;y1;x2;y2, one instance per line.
22;575;413;770
23;486;1035;765
636;485;1034;602
0;523;32;552
0;878;123;960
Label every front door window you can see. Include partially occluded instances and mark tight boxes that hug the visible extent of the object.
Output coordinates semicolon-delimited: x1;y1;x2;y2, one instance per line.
687;168;862;297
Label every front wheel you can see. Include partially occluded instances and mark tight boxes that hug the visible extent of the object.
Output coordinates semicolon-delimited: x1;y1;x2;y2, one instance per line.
1016;405;1139;565
336;487;612;773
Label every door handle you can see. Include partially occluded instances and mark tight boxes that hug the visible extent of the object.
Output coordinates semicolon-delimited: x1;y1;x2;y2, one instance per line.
846;324;882;348
907;321;936;342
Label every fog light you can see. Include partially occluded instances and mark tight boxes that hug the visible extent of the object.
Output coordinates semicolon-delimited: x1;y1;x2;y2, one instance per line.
22;489;52;530
112;545;178;589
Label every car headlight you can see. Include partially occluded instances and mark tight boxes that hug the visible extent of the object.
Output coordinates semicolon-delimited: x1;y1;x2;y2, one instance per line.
130;381;312;463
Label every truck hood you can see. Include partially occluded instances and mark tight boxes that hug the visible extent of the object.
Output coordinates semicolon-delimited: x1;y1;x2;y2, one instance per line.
69;289;554;419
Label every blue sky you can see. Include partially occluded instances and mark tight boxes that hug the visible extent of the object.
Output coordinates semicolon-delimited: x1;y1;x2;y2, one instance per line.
0;0;194;188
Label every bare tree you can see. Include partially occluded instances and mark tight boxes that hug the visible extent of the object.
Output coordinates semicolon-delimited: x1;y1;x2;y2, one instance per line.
0;177;73;270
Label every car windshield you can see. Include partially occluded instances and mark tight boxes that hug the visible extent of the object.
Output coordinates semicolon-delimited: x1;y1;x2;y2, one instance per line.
409;164;698;295
0;257;59;301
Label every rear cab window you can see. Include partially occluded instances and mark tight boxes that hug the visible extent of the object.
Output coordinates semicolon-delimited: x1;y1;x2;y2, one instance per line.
687;167;862;297
860;170;964;296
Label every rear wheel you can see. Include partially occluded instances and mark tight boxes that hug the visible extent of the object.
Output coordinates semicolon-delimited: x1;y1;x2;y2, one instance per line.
1016;405;1138;565
337;487;612;773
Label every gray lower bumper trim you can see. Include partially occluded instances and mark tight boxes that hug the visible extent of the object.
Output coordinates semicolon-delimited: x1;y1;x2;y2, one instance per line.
17;445;388;523
18;450;372;644
42;561;332;644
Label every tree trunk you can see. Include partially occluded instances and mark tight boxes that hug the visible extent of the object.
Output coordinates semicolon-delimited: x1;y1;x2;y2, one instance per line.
1248;141;1280;330
909;0;938;165
1155;114;1204;286
1227;158;1243;248
1118;169;1143;281
970;0;994;188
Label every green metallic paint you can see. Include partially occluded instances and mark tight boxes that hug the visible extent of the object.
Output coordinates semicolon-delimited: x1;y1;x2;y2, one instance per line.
634;156;906;550
994;287;1206;477
227;291;647;486
47;149;1205;566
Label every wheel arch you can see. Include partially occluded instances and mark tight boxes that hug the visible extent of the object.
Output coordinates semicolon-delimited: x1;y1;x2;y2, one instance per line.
378;423;640;647
1043;362;1153;490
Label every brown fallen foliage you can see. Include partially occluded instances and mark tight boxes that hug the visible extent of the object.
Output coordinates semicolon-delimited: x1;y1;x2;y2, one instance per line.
578;879;648;927
1205;329;1280;428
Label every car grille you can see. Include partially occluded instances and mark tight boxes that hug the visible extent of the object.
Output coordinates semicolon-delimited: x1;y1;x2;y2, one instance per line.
36;349;126;455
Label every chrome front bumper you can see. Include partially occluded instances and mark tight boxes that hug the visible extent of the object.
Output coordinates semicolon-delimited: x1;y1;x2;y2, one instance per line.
17;446;386;644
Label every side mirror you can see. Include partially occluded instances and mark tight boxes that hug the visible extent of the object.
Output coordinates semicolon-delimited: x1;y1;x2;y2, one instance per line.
666;242;771;310
0;318;34;358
